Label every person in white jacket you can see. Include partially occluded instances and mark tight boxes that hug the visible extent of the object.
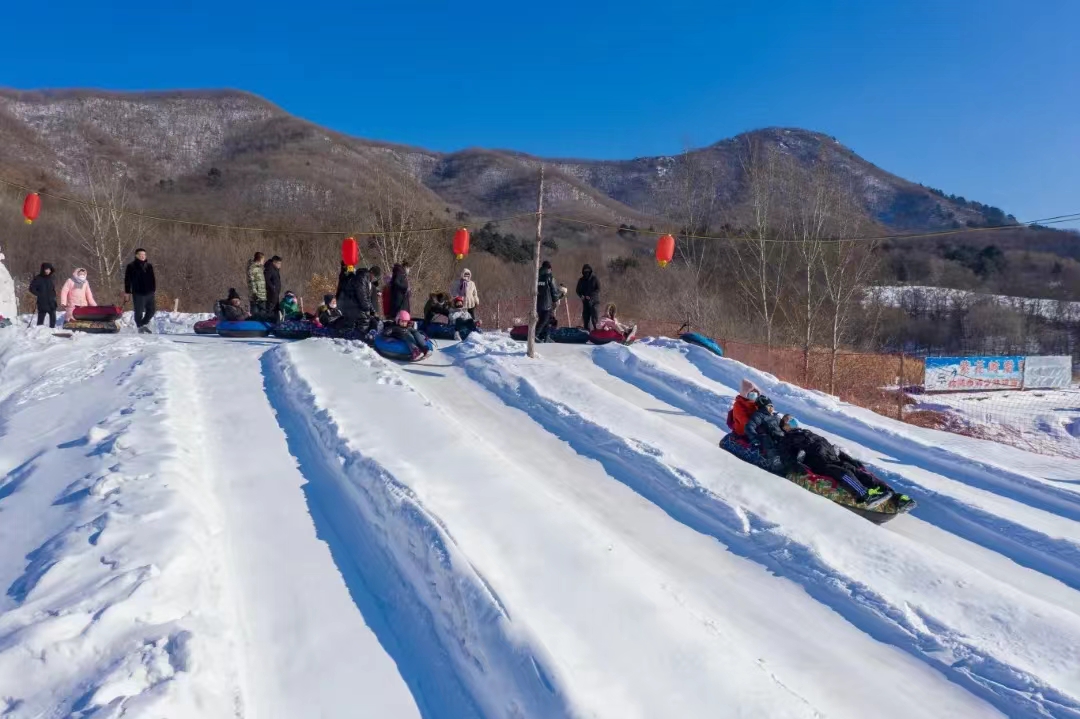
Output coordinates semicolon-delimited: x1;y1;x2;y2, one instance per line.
60;268;97;315
450;268;480;319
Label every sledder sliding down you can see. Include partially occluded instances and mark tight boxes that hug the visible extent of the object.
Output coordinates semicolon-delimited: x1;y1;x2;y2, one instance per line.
720;380;916;523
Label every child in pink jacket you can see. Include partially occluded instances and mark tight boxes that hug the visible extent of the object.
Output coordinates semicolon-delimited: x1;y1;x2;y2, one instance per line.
60;268;97;314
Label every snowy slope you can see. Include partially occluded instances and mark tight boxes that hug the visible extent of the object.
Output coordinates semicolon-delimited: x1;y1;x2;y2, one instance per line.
2;322;1079;718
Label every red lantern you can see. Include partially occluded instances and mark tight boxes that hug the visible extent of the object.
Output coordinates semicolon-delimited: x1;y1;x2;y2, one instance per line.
655;234;675;268
452;227;470;261
22;193;41;225
341;237;359;269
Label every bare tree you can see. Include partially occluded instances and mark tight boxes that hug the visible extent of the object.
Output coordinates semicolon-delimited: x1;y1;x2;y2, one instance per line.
67;160;146;294
365;167;443;286
732;135;787;349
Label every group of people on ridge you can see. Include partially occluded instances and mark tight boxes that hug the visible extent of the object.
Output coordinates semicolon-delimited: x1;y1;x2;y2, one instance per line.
530;261;633;342
728;380;895;509
28;249;158;332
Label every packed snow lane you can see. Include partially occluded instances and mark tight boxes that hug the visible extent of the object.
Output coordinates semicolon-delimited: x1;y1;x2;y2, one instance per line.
0;331;240;717
292;338;998;718
183;336;422;719
450;335;1080;718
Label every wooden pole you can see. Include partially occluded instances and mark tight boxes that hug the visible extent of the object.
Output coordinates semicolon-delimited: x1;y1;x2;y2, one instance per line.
898;352;905;420
527;166;545;359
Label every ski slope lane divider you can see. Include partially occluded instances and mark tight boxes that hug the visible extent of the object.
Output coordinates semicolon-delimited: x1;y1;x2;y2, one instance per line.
454;338;1080;719
262;342;573;719
594;344;1080;595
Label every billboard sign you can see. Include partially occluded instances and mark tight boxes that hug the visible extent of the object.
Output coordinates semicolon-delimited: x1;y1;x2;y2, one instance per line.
924;356;1024;392
1023;355;1072;389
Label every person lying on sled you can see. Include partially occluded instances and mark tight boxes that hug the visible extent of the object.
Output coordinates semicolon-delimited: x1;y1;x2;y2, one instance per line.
776;414;893;509
383;310;430;360
745;395;785;468
726;379;761;436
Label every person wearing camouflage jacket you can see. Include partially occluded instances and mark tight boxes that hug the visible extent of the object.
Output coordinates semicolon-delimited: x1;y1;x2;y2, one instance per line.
247;252;267;313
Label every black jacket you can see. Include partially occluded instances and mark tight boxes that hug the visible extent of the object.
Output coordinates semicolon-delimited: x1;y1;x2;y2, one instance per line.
576;269;600;303
124;259;156;295
424;295;451;320
389;265;411;316
778;428;856;470
337;268;373;319
264;262;282;302
536;267;560;312
745;410;784;448
29;264;57;309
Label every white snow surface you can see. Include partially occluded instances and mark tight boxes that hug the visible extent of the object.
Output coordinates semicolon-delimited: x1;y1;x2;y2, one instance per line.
0;321;1079;718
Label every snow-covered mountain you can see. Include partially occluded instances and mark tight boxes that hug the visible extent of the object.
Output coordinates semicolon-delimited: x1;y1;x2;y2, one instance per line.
0;89;1012;237
1;326;1078;718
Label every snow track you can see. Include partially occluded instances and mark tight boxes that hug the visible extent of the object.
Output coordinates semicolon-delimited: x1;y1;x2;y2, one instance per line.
2;326;1079;718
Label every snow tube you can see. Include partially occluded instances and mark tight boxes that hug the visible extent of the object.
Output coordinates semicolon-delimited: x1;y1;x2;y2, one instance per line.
217;320;272;338
589;326;637;345
311;325;375;344
551;327;590;344
509;324;529;341
271;319;317;340
373;334;435;361
681;331;723;357
194;319;219;335
71;305;123;321
718;433;916;524
421;321;458;340
64;319;121;334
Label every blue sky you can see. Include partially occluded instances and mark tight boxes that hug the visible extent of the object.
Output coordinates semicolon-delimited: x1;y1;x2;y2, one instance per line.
2;0;1077;226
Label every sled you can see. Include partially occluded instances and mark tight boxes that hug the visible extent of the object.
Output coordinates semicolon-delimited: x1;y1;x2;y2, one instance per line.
312;325;375;344
589;326;637;345
217;320;272;338
373;334;435;362
71;305;123;321
551;327;590;344
681;331;723;357
271;319;317;340
63;319;121;334
420;321;458;341
194;318;219;335
718;433;916;524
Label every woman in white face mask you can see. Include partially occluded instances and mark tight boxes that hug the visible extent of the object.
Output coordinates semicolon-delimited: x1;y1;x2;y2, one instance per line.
60;267;98;315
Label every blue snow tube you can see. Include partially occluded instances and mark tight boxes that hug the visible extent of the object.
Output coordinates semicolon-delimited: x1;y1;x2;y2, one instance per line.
373;334;435;361
217;320;273;338
681;332;723;357
421;321;458;340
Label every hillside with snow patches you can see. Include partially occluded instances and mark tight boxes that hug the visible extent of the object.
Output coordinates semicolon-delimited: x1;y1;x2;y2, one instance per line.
1;321;1079;718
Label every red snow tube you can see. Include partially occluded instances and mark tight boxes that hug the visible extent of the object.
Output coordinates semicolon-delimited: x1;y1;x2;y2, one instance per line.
381;286;392;318
71;305;122;321
194;318;219;335
589;326;636;345
510;324;528;341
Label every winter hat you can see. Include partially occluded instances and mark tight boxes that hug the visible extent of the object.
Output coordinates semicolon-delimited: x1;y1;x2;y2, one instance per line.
396;310;411;323
756;395;774;410
462;268;472;278
452;296;464;307
323;294;334;306
582;264;593;274
227;288;241;301
40;263;53;274
739;379;760;399
541;260;552;270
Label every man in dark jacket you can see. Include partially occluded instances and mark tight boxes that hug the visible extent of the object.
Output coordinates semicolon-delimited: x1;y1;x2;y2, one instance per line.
29;263;57;328
535;260;562;342
575;264;600;331
336;266;373;330
264;256;283;319
423;292;451;326
389;263;411;318
745;395;785;469
776;415;892;507
124;248;157;333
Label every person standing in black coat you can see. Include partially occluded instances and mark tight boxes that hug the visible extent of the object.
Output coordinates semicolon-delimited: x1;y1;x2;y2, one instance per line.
124;248;157;333
368;266;382;317
336;266;373;330
776;416;892;507
388;263;411;318
575;264;601;330
29;263;57;328
535;260;562;342
264;256;283;320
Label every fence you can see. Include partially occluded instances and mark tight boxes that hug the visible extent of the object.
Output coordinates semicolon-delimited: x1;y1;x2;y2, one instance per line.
473;294;1079;459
